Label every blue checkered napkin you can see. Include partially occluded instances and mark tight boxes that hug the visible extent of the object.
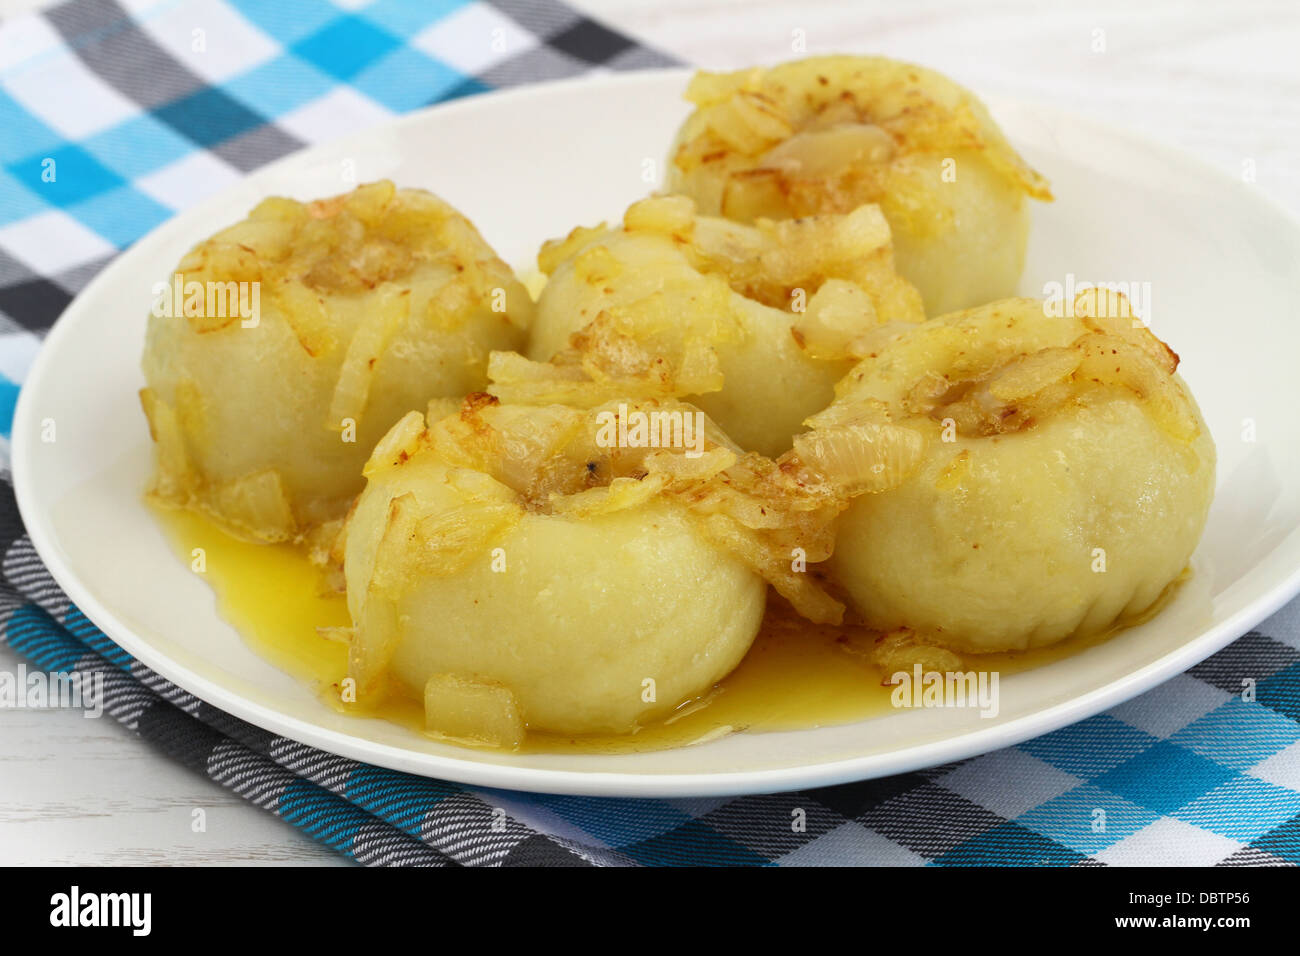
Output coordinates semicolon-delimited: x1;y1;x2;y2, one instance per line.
2;0;1299;869
0;0;673;440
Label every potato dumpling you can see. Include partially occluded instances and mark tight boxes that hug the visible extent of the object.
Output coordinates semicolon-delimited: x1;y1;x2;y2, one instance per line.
341;396;786;742
503;194;922;458
140;180;532;545
667;55;1052;315
802;290;1215;652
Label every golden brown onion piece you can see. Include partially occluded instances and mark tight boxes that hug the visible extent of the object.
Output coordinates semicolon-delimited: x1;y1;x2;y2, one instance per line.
500;194;922;458
140;181;532;545
667;55;1052;315
806;290;1215;653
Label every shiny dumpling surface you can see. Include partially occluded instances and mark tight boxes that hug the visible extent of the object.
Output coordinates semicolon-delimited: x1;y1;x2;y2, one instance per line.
667;55;1052;315
510;194;922;458
814;291;1215;652
140;180;531;542
342;398;769;742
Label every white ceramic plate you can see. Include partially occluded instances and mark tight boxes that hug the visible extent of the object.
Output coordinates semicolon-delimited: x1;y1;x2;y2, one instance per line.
13;69;1300;797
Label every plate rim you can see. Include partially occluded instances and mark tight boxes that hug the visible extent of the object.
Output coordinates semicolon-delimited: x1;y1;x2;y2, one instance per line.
12;67;1300;797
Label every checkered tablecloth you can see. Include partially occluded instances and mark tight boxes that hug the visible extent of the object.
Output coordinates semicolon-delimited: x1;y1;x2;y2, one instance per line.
1;0;1298;867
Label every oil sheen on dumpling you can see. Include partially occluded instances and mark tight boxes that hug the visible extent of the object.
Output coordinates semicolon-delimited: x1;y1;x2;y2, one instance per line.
667;55;1052;315
340;396;778;744
802;290;1215;653
140;181;532;544
500;194;922;458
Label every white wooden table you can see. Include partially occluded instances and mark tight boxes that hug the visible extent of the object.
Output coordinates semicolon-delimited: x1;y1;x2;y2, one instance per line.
1;0;1296;865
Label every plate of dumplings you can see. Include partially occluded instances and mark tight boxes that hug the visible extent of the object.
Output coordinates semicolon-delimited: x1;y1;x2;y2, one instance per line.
14;57;1300;796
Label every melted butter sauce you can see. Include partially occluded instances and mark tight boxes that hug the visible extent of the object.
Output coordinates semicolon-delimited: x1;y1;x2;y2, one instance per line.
152;504;1176;755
